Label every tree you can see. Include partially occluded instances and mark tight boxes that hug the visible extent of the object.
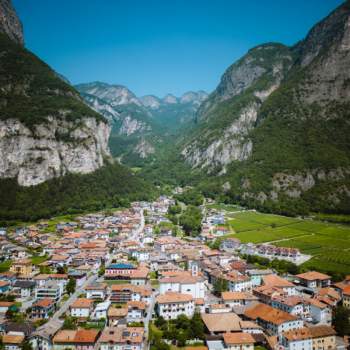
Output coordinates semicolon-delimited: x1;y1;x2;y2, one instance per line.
213;278;228;295
98;266;105;277
333;305;350;336
57;266;66;274
62;316;77;330
190;312;205;339
66;277;76;295
154;316;167;330
22;340;33;350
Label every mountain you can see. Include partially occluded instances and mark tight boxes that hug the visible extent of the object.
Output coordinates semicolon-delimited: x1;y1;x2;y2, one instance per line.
0;0;23;45
0;0;153;221
181;2;350;215
76;82;208;165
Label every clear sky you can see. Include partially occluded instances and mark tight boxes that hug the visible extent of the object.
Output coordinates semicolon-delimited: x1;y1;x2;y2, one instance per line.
14;0;344;97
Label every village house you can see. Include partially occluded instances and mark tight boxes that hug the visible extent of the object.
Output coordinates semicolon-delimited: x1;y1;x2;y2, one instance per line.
262;274;298;295
52;329;100;350
104;263;149;285
224;271;253;293
308;298;332;325
223;332;255;350
13;280;36;298
0;301;16;314
110;284;151;304
85;283;107;300
244;303;304;335
98;326;144;350
280;325;336;350
2;333;25;350
159;270;205;298
295;271;331;290
221;291;258;308
107;307;128;326
92;301;111;320
10;259;33;277
70;298;94;319
156;292;194;320
30;319;62;350
126;301;146;321
201;312;242;335
35;281;62;303
271;295;309;317
31;298;55;319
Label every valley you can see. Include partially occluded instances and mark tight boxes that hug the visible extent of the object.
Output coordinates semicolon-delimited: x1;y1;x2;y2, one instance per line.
0;0;350;347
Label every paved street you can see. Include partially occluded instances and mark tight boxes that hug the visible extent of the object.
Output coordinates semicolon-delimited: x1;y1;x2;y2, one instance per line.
52;272;98;321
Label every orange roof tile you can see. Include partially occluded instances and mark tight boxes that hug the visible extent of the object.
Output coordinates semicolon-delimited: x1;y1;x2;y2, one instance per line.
223;332;255;345
296;271;331;281
156;292;193;304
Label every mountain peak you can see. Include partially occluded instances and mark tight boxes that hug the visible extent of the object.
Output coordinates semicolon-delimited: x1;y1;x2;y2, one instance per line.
0;0;24;45
163;93;178;104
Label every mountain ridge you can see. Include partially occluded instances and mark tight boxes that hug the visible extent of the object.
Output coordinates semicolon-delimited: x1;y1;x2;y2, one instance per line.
178;1;350;215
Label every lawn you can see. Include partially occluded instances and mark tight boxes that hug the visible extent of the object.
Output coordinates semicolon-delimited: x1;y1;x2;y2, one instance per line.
223;210;350;275
0;260;12;272
41;214;77;233
31;255;49;265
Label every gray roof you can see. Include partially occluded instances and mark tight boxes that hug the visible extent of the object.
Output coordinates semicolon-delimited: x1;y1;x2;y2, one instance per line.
31;320;62;340
14;280;36;289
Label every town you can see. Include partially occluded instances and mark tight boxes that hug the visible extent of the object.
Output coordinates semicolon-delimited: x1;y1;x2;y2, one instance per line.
0;194;349;350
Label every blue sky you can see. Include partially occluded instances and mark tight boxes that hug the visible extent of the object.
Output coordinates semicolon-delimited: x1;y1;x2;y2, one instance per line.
14;0;344;97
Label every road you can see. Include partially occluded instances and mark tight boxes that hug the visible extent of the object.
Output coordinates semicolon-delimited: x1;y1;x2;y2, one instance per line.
52;272;98;321
143;290;157;350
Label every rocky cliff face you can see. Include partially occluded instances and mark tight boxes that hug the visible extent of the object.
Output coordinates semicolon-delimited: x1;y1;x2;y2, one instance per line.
183;43;293;172
181;2;350;213
0;0;23;45
0;117;110;186
0;1;112;187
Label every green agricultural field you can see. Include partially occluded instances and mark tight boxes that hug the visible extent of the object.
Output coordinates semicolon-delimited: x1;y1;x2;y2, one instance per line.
225;210;350;275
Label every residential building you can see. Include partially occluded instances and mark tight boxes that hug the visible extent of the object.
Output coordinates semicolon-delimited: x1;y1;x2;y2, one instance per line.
295;272;331;289
98;326;144;350
35;281;62;303
30;320;62;350
201;313;242;335
281;325;336;350
10;259;33;276
222;292;258;308
13;280;36;298
126;301;146;321
159;271;205;298
156;292;194;320
244;303;304;335
308;299;332;325
2;333;25;350
70;298;94;319
31;298;55;319
85;283;107;300
223;332;255;350
53;329;100;350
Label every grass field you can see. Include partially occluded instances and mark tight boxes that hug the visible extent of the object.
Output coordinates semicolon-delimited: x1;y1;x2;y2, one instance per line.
224;211;350;275
31;255;49;265
0;260;12;272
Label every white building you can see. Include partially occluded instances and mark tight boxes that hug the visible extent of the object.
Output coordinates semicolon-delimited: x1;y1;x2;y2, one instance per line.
92;301;111;320
69;298;93;319
85;283;107;300
308;299;332;325
156;292;194;320
159;271;205;298
35;281;62;303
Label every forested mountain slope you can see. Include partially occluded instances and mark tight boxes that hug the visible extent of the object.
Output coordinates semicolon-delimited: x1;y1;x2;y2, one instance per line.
181;2;350;215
